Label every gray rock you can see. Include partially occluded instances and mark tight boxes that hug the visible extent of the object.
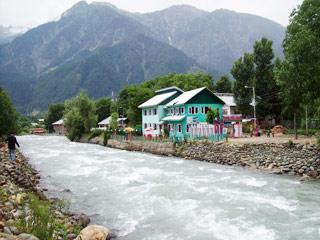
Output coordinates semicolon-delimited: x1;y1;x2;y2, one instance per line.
3;226;12;234
67;233;77;240
18;233;40;240
77;214;90;227
9;226;20;235
271;169;282;175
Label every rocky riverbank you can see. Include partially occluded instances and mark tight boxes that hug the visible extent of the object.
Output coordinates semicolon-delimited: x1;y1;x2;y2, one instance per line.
177;141;320;180
82;135;320;180
0;144;112;240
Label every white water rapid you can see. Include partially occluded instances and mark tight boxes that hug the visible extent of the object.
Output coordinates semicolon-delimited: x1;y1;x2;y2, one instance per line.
18;136;320;240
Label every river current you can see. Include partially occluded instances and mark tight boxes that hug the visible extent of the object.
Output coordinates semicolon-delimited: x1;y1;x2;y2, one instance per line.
18;135;320;240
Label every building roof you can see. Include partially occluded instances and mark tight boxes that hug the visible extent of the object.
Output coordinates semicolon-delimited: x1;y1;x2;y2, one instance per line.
98;117;127;125
52;119;64;125
215;93;236;107
118;117;127;123
138;91;178;108
161;115;186;122
155;86;184;94
98;117;111;125
166;87;206;107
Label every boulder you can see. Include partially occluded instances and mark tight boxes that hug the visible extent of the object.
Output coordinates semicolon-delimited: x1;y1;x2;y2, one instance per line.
18;233;40;240
0;233;19;240
77;214;90;227
76;225;112;240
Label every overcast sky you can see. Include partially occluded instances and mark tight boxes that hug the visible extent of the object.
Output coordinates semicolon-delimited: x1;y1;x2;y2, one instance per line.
0;0;302;29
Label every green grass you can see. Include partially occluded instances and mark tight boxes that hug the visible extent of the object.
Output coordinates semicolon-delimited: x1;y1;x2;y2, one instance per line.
14;193;70;240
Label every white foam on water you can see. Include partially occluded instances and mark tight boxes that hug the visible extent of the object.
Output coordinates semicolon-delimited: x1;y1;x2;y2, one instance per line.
187;210;277;240
215;188;297;211
17;136;320;240
231;177;268;187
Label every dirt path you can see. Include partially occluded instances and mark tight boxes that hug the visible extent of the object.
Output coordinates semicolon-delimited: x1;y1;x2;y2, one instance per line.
228;134;317;145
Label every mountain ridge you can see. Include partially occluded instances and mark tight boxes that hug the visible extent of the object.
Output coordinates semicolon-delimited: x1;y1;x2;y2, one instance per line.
0;1;285;112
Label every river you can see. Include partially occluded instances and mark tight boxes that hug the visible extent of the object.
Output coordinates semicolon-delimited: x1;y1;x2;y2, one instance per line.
18;135;320;240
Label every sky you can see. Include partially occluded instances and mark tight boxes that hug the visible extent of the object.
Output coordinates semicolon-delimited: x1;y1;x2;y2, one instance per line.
0;0;303;29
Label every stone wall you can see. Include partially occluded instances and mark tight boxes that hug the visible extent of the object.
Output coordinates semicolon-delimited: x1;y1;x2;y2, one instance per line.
107;139;175;156
177;141;320;179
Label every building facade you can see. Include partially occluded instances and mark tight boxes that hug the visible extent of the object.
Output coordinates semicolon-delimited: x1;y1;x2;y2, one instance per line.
139;87;225;141
138;87;183;137
52;119;66;135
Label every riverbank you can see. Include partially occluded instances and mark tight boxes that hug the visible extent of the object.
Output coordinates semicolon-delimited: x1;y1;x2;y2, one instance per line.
177;141;320;180
81;135;320;180
0;144;104;240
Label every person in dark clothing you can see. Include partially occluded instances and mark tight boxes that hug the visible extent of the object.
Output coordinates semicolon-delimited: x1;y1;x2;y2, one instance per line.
6;134;20;161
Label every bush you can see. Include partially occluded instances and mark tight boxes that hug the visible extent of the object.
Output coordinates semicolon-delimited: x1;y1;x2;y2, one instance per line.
103;130;111;146
288;140;294;148
89;129;103;140
15;193;68;240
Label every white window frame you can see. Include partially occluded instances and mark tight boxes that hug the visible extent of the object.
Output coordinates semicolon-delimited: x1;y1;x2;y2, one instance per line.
153;108;157;115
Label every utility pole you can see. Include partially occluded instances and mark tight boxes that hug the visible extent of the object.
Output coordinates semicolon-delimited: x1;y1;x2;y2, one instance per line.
245;85;257;130
305;105;308;136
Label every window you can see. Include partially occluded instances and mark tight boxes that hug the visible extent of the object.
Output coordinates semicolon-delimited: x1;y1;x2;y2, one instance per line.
153;109;157;115
149;123;152;128
189;106;198;114
186;124;190;133
201;106;209;114
153;123;157;130
144;110;147;116
178;124;182;133
179;107;185;114
144;123;147;129
149;109;152;115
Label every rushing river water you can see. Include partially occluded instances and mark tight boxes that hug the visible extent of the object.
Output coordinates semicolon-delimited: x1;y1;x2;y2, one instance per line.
18;135;320;240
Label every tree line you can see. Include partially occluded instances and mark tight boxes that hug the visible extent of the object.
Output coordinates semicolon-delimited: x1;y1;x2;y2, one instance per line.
44;72;232;140
231;0;320;138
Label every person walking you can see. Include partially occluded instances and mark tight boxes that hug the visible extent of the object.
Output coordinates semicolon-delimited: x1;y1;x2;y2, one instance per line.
6;134;20;161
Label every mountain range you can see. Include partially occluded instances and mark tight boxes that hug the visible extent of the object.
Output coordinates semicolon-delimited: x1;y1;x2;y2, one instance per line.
0;1;285;113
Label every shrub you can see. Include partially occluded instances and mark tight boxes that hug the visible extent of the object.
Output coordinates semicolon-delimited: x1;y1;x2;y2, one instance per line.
103;130;111;146
89;129;103;140
288;140;294;148
15;193;68;240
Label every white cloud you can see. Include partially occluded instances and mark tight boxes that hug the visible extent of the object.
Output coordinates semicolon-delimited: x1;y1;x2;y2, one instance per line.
0;0;303;28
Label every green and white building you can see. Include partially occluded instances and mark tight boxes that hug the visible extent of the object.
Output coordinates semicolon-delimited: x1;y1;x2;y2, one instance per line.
139;86;225;141
138;86;183;137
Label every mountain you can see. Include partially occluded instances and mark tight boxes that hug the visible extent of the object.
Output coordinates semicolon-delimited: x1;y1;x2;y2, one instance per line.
0;1;201;112
0;2;285;113
0;26;23;45
135;6;285;73
31;35;201;109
